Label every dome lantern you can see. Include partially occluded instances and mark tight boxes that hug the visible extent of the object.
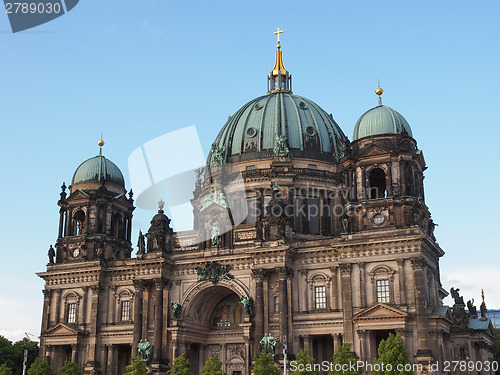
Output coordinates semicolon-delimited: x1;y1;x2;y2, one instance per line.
267;28;292;94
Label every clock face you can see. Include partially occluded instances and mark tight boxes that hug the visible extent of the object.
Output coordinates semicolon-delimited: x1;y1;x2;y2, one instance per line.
372;213;385;225
73;248;80;257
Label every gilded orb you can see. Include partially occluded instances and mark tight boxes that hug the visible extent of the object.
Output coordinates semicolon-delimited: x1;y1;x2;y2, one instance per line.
98;139;105;147
375;87;384;96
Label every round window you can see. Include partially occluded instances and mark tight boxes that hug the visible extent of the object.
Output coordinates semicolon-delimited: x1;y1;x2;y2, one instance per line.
372;213;385;225
305;126;316;137
246;127;257;137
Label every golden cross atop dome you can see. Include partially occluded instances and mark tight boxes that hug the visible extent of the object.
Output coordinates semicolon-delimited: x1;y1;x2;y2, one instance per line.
274;27;284;47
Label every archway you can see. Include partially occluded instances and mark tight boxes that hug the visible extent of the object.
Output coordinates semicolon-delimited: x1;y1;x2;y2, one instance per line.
176;281;251;375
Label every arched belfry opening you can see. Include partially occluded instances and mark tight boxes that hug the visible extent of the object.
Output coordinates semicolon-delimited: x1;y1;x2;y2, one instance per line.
368;168;387;199
178;283;251;375
72;210;85;235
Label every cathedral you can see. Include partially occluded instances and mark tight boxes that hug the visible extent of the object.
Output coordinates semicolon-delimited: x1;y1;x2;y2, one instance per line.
37;32;495;375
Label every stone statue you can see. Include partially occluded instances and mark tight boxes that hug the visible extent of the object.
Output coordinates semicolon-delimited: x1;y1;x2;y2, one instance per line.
48;245;55;264
467;299;478;317
137;339;151;362
480;289;488;320
239;295;254;317
273;135;290;158
259;333;277;355
200;184;231;212
450;287;465;305
210;222;221;248
211;145;225;165
171;301;182;320
480;302;487;319
137;230;146;254
195;166;205;187
195;261;234;285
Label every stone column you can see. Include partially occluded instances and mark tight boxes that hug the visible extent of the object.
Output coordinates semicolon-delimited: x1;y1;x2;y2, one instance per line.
58;208;65;238
106;345;114;375
51;289;61;326
41;290;52;332
340;263;354;343
65;208;71;236
332;333;341;354
172;339;179;359
132;280;145;358
252;269;265;356
153;278;165;363
329;267;338;310
410;257;433;362
71;344;78;363
302;335;311;353
397;259;407;305
358;330;368;363
300;269;308;312
359;263;366;308
86;284;102;368
244;337;250;374
276;267;289;349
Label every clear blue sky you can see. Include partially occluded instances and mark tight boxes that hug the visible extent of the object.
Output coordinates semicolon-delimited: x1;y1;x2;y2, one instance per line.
0;1;499;341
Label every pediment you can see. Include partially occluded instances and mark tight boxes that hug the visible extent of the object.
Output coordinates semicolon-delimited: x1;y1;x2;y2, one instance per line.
43;323;81;337
68;189;90;200
353;303;408;321
359;144;389;157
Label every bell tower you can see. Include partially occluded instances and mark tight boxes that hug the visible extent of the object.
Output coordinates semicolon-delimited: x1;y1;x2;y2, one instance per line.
343;86;433;237
54;138;135;263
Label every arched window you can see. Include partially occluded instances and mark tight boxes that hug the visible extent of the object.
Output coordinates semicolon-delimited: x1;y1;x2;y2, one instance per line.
307;273;331;310
116;289;133;322
368;168;387;199
369;265;396;304
111;213;122;238
63;292;80;324
73;210;85;235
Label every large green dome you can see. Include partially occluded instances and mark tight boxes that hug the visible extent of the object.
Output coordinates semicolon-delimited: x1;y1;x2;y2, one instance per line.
353;104;412;141
209;92;347;164
72;155;125;188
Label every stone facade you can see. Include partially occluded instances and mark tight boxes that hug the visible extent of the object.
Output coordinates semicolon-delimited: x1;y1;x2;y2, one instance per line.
37;50;496;375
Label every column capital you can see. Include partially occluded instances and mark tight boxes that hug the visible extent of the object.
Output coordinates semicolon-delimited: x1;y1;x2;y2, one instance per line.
153;278;169;291
133;279;146;292
251;269;266;281
90;284;103;294
339;263;352;275
410;257;426;270
42;289;53;299
275;266;292;280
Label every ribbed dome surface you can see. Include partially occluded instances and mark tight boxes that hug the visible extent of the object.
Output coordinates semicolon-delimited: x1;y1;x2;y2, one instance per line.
353;105;412;141
72;155;125;187
209;92;346;164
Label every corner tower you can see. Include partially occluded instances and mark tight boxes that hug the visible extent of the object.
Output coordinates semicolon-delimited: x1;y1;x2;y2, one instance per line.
55;138;135;263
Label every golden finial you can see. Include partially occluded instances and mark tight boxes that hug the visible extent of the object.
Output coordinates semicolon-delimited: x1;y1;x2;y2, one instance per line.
375;81;384;105
98;135;105;155
274;27;284;49
481;289;485;303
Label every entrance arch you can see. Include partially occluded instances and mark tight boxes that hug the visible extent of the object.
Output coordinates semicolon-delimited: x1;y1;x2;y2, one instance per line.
181;279;250;324
173;280;251;375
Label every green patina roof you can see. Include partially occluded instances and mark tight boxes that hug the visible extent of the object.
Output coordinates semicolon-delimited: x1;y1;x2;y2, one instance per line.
468;318;491;330
72;154;125;188
209;92;347;164
353;104;412;141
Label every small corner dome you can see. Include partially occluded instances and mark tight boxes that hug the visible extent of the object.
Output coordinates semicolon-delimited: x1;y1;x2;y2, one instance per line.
72;155;125;188
353;105;413;141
